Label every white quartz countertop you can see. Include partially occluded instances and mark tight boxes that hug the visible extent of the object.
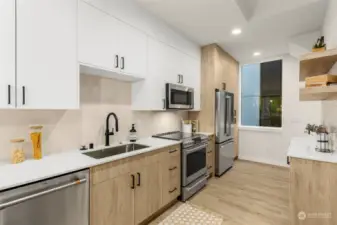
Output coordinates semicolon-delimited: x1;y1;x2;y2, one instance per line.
0;137;181;191
287;136;337;164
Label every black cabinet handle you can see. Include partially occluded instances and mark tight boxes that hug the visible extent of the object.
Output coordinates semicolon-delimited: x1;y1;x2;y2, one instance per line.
207;150;212;154
22;86;26;105
115;55;119;68
169;149;177;154
207;166;212;169
131;174;135;189
181;75;183;84
137;172;141;186
169;166;177;171
287;157;290;165
121;57;125;70
7;85;11;105
162;99;166;109
169;187;177;193
177;75;180;83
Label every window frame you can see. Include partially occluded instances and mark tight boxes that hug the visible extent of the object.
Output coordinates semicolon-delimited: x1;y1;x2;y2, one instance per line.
238;56;284;131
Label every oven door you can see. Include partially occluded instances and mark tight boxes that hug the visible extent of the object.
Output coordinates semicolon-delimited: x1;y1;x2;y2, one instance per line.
166;83;194;109
182;143;207;186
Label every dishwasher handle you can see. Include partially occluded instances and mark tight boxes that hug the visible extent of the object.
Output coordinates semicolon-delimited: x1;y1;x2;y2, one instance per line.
0;178;87;210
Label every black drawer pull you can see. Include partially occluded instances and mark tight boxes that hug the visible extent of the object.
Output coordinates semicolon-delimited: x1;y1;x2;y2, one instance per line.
131;174;135;189
207;166;212;169
169;149;177;154
137;172;141;186
207;151;212;154
169;166;177;171
169;187;177;193
7;85;11;105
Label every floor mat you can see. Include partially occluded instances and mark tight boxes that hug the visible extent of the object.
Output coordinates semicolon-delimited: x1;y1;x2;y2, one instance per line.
158;202;223;225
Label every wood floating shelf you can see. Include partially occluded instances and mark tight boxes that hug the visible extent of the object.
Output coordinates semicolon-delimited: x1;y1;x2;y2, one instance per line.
300;48;337;81
300;85;337;101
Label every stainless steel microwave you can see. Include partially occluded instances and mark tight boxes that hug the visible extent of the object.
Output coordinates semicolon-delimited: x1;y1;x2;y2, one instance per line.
166;83;194;109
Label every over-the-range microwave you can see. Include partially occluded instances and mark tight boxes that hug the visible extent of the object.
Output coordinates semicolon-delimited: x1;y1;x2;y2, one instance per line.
165;83;194;110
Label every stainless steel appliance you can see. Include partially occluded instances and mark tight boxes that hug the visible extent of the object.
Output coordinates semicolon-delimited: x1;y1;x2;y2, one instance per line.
215;90;235;176
166;83;194;109
152;131;208;201
0;170;89;225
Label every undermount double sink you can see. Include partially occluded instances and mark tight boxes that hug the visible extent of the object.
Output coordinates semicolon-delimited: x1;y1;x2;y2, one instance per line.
83;143;150;159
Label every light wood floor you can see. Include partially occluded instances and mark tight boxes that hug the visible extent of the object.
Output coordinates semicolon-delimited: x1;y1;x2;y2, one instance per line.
150;160;290;225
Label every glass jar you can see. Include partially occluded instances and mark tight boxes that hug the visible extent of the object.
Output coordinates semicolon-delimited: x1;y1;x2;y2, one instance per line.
30;125;43;160
11;138;25;164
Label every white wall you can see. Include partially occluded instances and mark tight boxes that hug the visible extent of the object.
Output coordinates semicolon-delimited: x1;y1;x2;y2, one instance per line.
239;55;322;166
323;0;337;49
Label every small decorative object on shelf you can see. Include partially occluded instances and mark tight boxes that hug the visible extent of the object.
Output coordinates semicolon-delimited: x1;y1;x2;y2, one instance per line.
305;124;333;153
312;36;326;52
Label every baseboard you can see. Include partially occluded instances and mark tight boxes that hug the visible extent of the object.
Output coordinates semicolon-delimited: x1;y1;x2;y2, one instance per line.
238;155;288;168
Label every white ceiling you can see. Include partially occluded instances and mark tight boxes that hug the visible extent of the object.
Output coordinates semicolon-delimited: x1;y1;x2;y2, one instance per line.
136;0;328;63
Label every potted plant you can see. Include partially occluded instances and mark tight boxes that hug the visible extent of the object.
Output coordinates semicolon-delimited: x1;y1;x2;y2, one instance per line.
312;36;326;52
305;124;330;152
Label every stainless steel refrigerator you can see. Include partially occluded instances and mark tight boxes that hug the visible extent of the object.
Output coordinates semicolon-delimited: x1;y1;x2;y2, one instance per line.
215;90;235;176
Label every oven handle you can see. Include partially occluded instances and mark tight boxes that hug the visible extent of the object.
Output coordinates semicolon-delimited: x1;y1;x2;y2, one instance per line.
184;143;207;155
0;178;87;210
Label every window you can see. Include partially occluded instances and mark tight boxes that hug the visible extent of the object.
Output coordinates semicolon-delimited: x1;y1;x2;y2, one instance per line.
241;60;282;128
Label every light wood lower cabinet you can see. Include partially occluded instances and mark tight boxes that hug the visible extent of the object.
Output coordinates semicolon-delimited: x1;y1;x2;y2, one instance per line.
134;161;162;224
162;146;181;204
91;172;134;225
290;157;337;225
90;144;181;225
206;135;215;177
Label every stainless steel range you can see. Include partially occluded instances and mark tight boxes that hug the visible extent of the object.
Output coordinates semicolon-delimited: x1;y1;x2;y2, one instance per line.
152;131;208;201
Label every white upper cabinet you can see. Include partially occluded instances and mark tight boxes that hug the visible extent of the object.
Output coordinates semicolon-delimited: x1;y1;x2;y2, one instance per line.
79;1;120;71
132;37;201;111
16;0;79;109
78;1;147;81
119;23;147;79
0;0;15;109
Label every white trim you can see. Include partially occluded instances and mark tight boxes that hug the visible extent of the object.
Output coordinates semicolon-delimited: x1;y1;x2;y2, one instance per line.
239;125;283;133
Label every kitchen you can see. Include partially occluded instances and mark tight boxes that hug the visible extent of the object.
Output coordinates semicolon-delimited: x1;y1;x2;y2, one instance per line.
0;0;337;225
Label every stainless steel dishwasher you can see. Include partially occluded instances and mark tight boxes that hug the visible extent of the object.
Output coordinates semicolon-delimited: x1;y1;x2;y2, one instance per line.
0;170;89;225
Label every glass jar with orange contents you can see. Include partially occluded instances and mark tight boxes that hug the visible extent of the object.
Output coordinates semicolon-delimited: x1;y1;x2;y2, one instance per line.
30;125;43;160
11;138;25;164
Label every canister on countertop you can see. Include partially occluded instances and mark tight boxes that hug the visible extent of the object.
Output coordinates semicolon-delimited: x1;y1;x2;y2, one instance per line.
11;138;25;164
30;125;43;160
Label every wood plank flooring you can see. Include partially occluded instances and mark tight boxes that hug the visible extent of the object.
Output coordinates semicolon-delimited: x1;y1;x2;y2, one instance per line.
150;160;290;225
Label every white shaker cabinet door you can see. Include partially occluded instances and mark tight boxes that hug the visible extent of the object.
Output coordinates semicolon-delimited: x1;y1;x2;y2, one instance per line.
183;55;201;111
16;0;79;109
78;1;121;71
0;0;15;108
119;23;147;79
132;38;167;110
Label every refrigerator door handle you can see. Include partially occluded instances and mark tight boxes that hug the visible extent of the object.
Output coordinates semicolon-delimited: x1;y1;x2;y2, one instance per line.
226;96;231;136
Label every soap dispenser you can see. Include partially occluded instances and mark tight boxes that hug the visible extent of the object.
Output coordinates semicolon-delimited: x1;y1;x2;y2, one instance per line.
129;124;137;142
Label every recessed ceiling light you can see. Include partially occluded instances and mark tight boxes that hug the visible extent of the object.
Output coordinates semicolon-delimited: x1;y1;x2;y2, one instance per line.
253;52;261;56
231;28;242;35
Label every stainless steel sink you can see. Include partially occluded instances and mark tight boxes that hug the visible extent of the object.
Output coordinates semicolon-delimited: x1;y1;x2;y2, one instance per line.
82;143;150;159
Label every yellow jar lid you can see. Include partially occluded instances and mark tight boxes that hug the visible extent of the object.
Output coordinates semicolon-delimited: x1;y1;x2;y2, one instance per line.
30;125;43;129
10;138;25;143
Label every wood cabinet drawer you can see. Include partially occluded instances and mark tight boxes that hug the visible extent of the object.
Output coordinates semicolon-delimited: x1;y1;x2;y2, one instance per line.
169;168;180;199
169;153;180;169
168;145;180;157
